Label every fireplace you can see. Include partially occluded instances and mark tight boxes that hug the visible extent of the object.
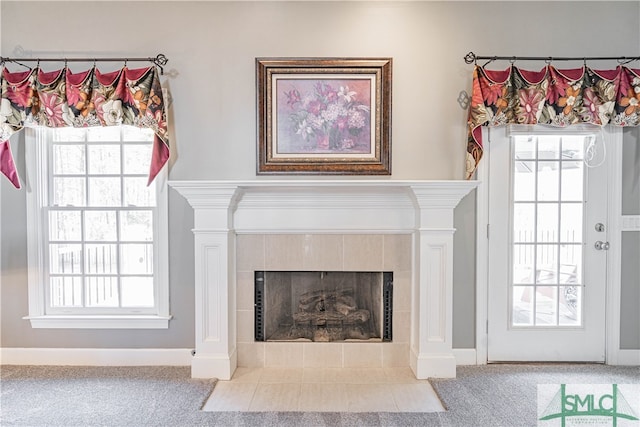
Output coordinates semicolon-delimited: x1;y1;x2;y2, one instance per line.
170;180;478;380
255;271;393;343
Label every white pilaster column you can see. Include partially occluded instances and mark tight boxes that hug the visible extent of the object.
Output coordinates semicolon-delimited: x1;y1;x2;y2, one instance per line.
409;182;477;379
170;183;240;379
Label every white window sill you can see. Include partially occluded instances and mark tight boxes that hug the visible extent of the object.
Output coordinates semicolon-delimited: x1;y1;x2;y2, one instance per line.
23;315;173;329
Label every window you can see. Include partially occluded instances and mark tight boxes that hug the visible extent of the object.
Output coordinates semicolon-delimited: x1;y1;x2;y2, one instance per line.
511;133;587;327
25;126;170;328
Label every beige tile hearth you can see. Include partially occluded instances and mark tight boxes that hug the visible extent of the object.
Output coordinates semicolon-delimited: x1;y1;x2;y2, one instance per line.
202;367;445;413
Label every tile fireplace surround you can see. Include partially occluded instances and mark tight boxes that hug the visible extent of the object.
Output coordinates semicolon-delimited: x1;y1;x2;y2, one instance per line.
170;180;477;380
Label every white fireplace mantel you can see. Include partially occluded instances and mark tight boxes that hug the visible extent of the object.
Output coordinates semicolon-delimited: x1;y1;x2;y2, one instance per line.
170;180;478;379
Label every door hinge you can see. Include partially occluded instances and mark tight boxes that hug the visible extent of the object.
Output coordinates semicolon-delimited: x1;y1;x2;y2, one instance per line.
486;320;489;334
486;223;490;239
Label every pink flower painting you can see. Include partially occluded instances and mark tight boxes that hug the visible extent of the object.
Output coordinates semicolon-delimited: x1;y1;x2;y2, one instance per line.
276;79;372;154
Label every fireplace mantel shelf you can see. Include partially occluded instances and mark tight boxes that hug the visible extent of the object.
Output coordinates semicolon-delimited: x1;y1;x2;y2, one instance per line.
169;179;476;187
168;179;477;197
169;179;478;380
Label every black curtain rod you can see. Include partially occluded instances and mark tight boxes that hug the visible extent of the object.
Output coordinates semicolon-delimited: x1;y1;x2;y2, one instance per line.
464;51;640;66
0;53;169;74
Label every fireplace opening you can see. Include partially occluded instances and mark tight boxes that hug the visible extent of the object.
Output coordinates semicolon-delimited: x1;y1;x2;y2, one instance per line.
255;271;392;342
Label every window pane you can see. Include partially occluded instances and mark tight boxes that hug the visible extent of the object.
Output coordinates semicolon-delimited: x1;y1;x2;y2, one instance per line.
124;178;156;207
121;277;154;307
560;203;583;242
53;177;85;206
561;135;585;160
53;144;85;174
122;126;154;142
87;126;120;141
120;244;153;274
561;160;584;201
538;136;560;160
513;244;534;284
88;145;121;174
53;128;85;142
514;136;536;160
86;277;119;307
560;245;582;285
88;177;121;206
513;203;535;243
49;244;82;274
559;286;581;326
123;144;152;174
85;244;117;274
120;211;153;241
513;161;536;201
50;276;83;307
537;204;558;243
537;162;559;201
49;210;81;241
536;245;558;285
84;211;117;241
535;286;558;326
512;286;533;326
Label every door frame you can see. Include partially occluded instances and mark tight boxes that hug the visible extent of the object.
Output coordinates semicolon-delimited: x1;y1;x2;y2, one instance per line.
475;125;623;365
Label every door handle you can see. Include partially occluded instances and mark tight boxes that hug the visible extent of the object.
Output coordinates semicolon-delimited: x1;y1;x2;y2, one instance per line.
594;241;610;251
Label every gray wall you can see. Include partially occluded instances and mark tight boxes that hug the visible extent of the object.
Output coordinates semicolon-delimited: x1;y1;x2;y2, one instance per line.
1;1;639;350
453;191;476;348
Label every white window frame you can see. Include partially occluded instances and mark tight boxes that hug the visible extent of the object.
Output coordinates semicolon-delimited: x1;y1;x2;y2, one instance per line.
23;127;171;329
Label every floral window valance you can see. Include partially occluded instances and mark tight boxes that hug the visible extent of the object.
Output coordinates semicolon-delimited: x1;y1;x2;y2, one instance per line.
466;64;640;178
0;65;169;188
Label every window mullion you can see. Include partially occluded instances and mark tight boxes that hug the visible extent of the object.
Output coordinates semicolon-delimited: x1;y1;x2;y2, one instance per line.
556;137;563;326
532;136;539;326
81;137;89;309
44;130;54;313
117;126;124;309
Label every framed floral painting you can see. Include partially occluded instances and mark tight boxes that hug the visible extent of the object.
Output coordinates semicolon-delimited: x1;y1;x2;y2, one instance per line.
256;58;392;174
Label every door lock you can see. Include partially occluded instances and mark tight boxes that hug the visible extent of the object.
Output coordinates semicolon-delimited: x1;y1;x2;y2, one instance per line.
595;223;605;232
594;241;610;251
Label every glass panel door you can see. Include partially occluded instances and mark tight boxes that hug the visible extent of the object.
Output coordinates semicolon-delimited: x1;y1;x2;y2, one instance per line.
487;125;609;363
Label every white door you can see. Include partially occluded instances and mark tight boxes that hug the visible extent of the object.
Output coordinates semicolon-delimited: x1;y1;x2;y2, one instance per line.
487;125;610;362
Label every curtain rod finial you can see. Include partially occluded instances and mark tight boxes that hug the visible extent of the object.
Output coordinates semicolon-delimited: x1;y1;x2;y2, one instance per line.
464;52;476;65
153;54;168;75
154;54;168;67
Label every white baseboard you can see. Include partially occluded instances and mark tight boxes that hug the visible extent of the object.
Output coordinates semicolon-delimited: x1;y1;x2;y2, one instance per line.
616;350;640;366
453;348;477;365
0;348;193;366
10;347;628;368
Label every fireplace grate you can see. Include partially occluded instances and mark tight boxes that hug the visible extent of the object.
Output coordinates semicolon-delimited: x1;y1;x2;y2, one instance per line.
254;271;393;343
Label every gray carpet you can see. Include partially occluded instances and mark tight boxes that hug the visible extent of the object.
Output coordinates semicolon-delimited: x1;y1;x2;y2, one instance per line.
430;364;639;427
0;366;215;426
1;364;638;426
